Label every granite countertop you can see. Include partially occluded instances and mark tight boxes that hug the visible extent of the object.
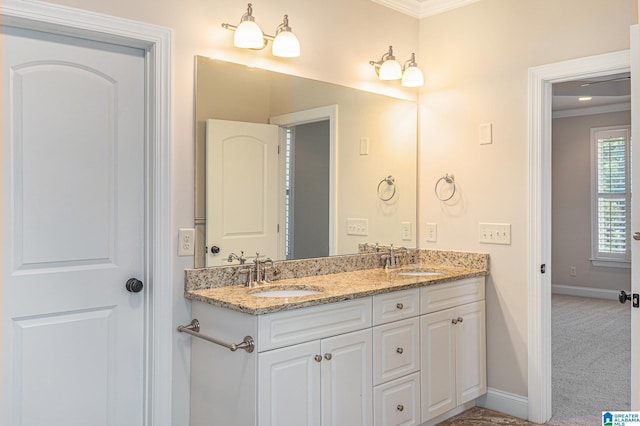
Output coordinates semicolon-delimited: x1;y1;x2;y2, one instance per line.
185;264;487;315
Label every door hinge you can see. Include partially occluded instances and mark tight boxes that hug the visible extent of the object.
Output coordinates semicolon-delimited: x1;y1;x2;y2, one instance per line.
540;264;546;274
277;223;280;233
634;293;639;308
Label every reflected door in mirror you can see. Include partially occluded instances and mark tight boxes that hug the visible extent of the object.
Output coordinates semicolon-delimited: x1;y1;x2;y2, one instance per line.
206;119;279;266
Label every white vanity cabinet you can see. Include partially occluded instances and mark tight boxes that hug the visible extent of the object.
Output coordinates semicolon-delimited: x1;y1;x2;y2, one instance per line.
420;277;486;422
188;276;486;426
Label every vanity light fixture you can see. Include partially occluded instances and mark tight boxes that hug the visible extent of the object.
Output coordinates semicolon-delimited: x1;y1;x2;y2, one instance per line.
222;3;300;58
369;46;424;87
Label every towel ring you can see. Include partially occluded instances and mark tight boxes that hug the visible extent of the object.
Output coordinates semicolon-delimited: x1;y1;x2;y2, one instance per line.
377;175;396;201
434;173;456;201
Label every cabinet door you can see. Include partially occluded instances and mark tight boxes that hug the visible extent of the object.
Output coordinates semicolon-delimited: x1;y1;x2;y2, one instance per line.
321;329;372;426
373;372;421;426
259;341;321;426
420;308;456;422
455;301;486;405
373;317;420;385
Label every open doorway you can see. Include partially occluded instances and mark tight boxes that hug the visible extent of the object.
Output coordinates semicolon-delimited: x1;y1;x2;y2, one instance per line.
282;120;331;259
527;50;631;424
549;72;631;424
270;105;338;259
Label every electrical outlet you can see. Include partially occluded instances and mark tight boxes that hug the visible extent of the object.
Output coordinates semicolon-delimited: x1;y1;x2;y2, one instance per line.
401;222;412;241
425;223;437;242
570;266;576;277
479;223;511;245
347;218;368;236
178;228;195;256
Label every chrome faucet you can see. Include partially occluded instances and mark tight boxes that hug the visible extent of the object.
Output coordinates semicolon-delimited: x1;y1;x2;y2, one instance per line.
227;251;247;264
241;253;274;287
381;244;409;269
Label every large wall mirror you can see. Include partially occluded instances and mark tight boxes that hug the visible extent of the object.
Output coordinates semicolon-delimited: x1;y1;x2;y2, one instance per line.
195;56;417;268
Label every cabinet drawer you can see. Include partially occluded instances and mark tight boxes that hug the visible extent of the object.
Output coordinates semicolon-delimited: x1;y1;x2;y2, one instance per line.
373;317;420;386
374;372;421;426
420;277;484;314
373;288;420;326
258;298;372;351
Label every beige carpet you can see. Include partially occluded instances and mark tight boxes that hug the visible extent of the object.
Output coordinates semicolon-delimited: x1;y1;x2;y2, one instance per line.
548;294;630;425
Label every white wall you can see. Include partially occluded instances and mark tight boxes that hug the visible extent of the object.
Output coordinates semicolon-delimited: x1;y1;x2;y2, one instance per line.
552;110;631;293
418;0;637;398
37;0;418;423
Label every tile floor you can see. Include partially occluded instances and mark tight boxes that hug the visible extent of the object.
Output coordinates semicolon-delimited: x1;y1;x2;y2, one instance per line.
437;407;543;425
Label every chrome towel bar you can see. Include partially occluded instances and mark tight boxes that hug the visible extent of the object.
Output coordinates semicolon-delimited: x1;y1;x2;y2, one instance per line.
177;319;255;353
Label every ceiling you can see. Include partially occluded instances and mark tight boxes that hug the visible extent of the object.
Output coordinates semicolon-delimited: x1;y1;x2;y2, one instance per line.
370;0;481;18
552;72;631;116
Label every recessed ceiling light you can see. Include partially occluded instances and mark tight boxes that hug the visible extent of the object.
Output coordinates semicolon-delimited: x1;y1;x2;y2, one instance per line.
578;96;592;101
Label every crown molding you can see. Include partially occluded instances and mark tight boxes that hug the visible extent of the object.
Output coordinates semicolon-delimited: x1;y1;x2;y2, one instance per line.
370;0;481;18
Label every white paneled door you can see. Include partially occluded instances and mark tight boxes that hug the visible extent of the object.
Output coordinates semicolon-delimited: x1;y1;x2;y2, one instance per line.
2;27;146;425
206;119;279;266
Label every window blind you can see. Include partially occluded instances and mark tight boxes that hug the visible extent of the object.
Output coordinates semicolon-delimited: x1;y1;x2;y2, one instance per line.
592;127;630;263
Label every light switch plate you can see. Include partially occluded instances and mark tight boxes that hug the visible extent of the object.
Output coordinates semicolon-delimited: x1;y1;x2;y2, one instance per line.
480;123;492;145
359;137;369;155
347;218;368;236
401;222;412;241
479;223;511;245
425;223;437;242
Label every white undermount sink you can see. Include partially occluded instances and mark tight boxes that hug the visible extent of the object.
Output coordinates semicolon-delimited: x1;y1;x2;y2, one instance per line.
250;286;323;298
396;270;443;277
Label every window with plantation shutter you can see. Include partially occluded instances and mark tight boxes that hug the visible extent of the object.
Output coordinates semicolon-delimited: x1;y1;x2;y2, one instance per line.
590;125;631;267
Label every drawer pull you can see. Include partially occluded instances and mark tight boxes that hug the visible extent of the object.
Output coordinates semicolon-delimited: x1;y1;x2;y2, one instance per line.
396;303;404;310
314;355;322;362
324;353;332;360
397;404;404;412
396;347;404;354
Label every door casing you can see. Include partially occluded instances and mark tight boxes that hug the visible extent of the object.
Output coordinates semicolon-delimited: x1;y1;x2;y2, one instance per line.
527;50;631;423
0;1;173;424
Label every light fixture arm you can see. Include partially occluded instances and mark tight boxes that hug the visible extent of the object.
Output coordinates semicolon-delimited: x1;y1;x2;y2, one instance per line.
403;52;418;71
369;45;395;76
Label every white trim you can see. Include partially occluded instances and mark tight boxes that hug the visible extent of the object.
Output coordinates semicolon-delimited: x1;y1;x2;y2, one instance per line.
477;388;529;420
0;1;173;425
270;105;339;256
528;50;630;424
370;0;481;18
552;101;631;119
552;284;621;300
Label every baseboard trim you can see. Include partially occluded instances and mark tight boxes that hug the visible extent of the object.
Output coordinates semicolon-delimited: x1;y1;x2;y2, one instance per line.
476;388;528;420
552;284;620;300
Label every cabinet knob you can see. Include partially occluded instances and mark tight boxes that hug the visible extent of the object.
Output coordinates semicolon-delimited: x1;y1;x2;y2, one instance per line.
396;347;404;354
397;404;404;412
396;303;404;310
324;353;332;360
458;316;464;323
451;318;458;324
314;355;322;362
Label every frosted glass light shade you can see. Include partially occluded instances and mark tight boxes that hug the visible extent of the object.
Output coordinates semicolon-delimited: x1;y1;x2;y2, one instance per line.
378;59;402;80
272;31;300;57
234;20;264;48
402;65;424;87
